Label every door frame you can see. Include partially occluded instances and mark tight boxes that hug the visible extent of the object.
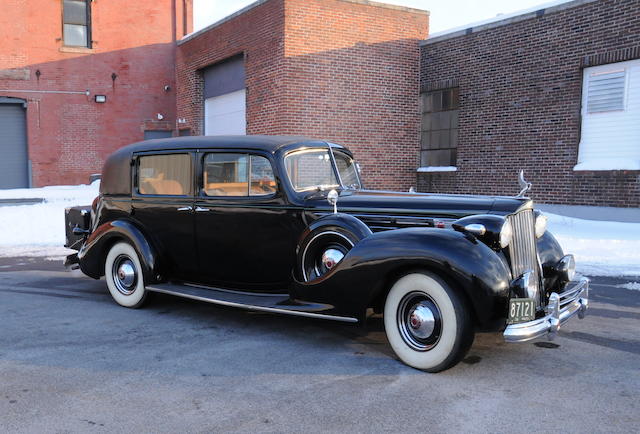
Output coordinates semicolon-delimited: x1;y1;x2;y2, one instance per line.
0;96;30;188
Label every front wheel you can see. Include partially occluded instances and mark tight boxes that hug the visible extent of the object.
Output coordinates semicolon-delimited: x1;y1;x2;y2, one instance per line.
105;242;148;308
384;272;474;372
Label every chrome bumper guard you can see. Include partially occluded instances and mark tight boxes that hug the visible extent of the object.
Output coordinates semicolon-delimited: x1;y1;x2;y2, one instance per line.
504;277;589;343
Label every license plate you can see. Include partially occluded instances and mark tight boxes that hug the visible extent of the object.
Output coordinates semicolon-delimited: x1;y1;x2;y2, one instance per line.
507;298;535;324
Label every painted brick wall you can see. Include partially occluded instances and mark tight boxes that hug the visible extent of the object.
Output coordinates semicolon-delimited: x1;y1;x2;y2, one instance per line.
176;0;428;190
0;0;192;186
419;0;640;207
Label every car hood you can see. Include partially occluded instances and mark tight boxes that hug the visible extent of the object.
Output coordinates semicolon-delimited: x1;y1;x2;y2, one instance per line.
304;189;528;218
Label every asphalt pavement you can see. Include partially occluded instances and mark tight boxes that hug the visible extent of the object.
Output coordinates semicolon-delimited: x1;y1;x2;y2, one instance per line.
0;256;638;433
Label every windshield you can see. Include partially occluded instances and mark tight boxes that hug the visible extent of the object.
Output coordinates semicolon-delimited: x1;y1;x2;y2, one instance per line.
284;147;361;192
333;150;361;190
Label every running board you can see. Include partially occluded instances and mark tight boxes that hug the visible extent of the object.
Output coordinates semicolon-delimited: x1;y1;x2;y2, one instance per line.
145;282;358;323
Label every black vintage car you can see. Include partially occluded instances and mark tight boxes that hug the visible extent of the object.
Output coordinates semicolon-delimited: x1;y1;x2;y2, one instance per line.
65;135;588;372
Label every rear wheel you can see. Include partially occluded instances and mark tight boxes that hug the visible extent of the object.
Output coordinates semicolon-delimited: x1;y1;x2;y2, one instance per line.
105;242;148;308
384;272;474;372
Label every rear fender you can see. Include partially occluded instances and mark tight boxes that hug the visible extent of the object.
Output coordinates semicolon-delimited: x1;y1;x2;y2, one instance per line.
291;227;512;324
77;219;158;281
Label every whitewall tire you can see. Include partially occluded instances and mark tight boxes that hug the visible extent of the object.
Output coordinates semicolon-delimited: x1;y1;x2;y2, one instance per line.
105;242;148;308
384;272;474;372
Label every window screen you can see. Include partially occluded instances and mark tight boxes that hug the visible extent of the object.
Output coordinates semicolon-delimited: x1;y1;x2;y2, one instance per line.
576;59;639;171
138;154;192;196
420;87;459;167
63;0;91;47
587;70;626;113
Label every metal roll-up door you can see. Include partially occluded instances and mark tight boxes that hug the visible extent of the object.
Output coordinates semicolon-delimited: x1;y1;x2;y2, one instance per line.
0;99;28;189
203;55;246;135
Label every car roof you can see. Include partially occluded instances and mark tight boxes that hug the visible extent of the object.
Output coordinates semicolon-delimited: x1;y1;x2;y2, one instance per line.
122;135;335;154
100;135;349;196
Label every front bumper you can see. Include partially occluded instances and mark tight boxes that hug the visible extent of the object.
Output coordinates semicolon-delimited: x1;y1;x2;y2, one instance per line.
503;277;589;343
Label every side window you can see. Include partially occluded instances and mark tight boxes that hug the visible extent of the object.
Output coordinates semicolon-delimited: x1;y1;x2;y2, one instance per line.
204;153;249;196
250;155;276;196
138;154;192;196
203;153;276;197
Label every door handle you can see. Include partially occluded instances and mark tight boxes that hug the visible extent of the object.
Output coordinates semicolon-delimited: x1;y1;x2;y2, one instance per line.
195;206;209;212
177;206;192;211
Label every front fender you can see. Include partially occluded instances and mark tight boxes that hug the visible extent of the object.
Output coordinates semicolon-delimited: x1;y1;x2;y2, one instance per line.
77;219;158;281
537;230;565;290
291;227;512;324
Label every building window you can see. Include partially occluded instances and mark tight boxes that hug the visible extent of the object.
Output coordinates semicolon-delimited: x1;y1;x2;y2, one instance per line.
63;0;91;48
576;59;640;171
419;87;459;169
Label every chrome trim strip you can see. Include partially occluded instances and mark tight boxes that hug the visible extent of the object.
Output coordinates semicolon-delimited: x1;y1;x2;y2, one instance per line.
507;208;542;306
504;277;589;343
146;285;359;323
184;282;289;298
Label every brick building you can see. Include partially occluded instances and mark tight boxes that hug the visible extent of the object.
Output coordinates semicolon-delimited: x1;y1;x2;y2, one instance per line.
175;0;428;190
0;0;192;188
418;0;640;207
2;0;637;209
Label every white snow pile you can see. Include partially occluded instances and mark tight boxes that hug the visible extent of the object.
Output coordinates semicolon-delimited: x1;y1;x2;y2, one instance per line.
546;213;640;277
0;183;639;277
617;282;640;291
0;182;99;258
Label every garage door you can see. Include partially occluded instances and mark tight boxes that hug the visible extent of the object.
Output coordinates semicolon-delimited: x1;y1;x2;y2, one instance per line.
0;100;28;189
203;56;246;136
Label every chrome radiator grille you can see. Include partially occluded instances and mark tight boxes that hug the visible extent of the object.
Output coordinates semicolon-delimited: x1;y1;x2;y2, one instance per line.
507;209;540;295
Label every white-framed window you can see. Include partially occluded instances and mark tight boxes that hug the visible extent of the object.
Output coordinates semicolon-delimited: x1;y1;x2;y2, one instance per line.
575;59;640;171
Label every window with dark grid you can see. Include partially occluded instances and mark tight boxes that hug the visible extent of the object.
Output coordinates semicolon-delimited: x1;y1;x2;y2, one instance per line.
63;0;91;47
420;87;459;167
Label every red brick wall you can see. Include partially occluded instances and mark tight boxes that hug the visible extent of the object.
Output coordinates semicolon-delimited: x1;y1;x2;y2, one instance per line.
0;0;192;186
176;0;428;190
176;0;288;138
419;0;640;207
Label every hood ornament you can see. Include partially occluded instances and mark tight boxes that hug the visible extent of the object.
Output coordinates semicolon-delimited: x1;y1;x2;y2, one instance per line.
517;170;532;197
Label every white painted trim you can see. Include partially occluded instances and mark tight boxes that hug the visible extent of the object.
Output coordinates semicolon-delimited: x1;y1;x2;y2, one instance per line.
417;166;457;173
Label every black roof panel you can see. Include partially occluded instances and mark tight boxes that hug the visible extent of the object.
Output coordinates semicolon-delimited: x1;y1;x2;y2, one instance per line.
99;135;346;195
122;135;326;153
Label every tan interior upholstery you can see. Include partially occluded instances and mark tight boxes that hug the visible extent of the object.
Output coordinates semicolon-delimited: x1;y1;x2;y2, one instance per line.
146;178;184;195
205;182;248;196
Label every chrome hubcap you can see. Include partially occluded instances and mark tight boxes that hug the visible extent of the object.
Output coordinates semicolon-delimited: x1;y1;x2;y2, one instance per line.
112;255;137;295
408;303;436;338
321;248;345;270
397;292;442;351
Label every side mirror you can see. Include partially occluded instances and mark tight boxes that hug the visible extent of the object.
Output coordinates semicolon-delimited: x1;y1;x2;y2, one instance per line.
327;189;339;214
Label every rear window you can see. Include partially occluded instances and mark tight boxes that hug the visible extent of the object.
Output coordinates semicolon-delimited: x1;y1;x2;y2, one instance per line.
138;154;192;196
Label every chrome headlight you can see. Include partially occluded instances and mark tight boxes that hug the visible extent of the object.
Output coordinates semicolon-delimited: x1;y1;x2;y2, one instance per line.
500;219;513;248
535;213;548;238
556;255;576;282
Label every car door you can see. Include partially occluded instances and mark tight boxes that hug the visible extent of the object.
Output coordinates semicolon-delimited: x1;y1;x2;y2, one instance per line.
131;151;197;280
194;150;299;290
